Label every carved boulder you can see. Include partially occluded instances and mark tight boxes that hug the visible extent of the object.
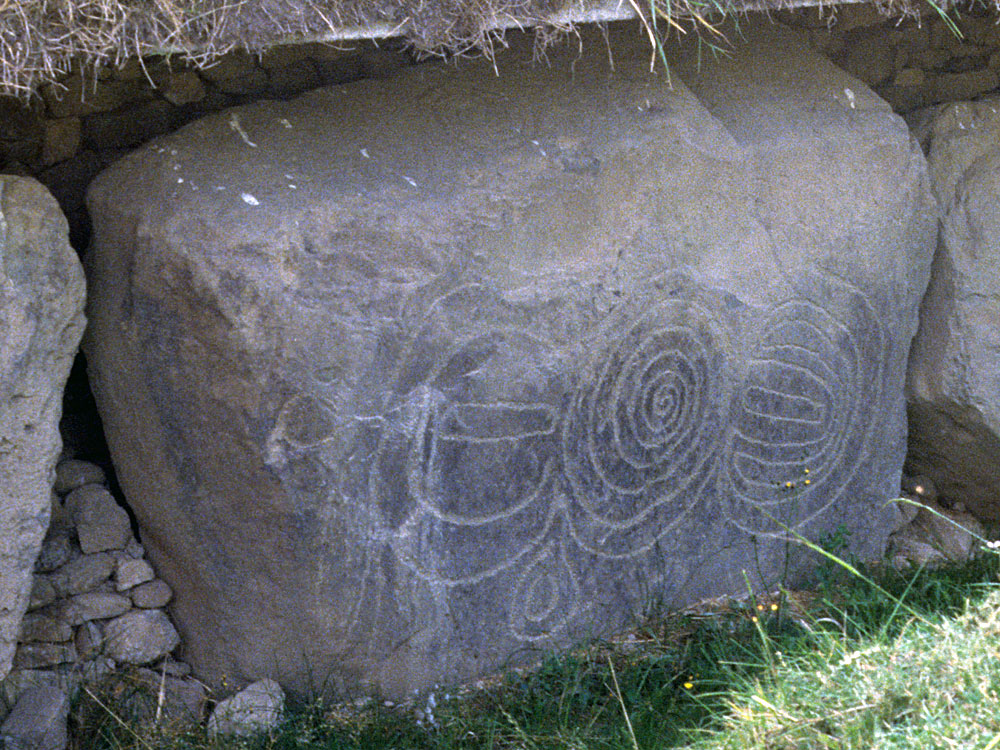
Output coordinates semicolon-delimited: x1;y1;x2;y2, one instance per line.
84;25;935;696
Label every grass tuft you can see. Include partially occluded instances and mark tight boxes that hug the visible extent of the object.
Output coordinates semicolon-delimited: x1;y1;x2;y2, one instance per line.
69;547;1000;749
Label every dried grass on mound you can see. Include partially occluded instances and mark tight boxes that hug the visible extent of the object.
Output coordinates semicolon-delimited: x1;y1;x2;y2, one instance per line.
0;0;959;97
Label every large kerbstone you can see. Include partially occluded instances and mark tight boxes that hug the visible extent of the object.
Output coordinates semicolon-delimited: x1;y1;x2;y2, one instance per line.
906;97;1000;519
0;177;86;681
84;26;935;696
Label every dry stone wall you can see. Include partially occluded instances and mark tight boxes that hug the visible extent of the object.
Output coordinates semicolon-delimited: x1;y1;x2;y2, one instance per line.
0;41;415;248
783;2;1000;112
0;6;998;251
1;458;205;730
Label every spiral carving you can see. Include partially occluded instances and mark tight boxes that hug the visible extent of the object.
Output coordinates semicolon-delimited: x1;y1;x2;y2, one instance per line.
363;270;885;648
563;292;730;557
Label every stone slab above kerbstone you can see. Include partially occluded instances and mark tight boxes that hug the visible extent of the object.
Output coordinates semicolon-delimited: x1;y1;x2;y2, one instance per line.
906;96;1000;520
84;24;936;697
0;177;86;681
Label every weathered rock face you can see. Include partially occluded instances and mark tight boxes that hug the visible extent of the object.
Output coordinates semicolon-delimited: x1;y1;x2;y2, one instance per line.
84;25;935;696
0;177;86;681
906;97;1000;520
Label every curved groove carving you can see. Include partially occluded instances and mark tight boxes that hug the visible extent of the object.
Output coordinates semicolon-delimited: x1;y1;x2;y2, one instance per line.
562;291;732;557
357;269;886;642
722;274;886;536
508;529;582;643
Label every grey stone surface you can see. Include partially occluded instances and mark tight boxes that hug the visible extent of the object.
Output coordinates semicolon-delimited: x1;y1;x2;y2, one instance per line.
50;553;113;596
60;592;131;624
129;579;172;609
79;657;115;684
26;578;57;612
73;621;103;660
114;559;154;591
123;538;145;560
158;658;191;677
906;96;1000;520
128;668;207;727
17;613;72;644
32;531;73;575
83;25;936;695
0;670;73;723
207;679;284;738
889;497;986;566
65;485;132;554
103;610;179;665
52;460;105;496
11;644;76;671
0;686;69;750
934;69;1000;102
0;175;87;681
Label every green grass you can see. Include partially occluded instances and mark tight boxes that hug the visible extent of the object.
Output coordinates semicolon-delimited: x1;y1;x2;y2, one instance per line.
71;551;1000;750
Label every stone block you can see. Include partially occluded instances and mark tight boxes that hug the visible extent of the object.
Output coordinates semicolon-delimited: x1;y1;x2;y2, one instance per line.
123;538;145;560
42;75;155;119
11;644;76;671
933;69;999;103
894;68;926;87
40;119;81;167
828;3;889;32
65;486;131;554
0;99;43;166
0;670;73;722
52;460;106;495
79;658;115;683
127;668;207;726
114;559;155;592
83;24;936;695
129;580;172;609
110;57;151;82
932;16;969;50
906;95;1000;520
876;80;932;113
61;593;131;625
208;679;284;737
0;176;86;681
33;530;74;574
103;610;180;665
158;71;207;106
0;686;69;750
200;51;268;96
50;553;114;596
838;33;897;86
82;100;180;151
26;578;58;612
74;621;103;660
17;614;72;644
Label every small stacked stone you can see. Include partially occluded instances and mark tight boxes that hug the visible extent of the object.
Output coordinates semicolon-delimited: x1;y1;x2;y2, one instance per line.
0;459;205;742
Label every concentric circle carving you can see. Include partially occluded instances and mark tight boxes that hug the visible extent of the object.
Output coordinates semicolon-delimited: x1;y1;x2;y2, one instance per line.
722;278;885;536
563;290;732;557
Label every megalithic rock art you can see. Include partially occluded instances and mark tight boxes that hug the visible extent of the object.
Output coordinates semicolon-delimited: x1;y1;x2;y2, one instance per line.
83;24;936;696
